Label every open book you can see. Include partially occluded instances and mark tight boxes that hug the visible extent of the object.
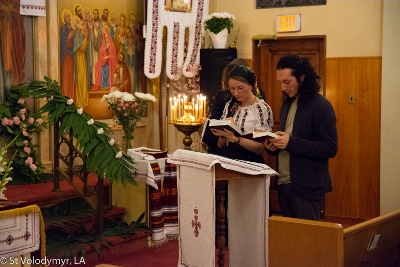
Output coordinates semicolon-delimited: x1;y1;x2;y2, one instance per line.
202;119;260;149
208;119;242;136
201;119;242;149
252;131;278;142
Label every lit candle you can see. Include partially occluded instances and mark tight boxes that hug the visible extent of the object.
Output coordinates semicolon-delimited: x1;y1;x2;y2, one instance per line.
178;95;181;120
192;98;195;121
195;103;198;121
196;95;199;120
180;97;184;120
183;95;187;119
200;95;205;118
173;97;177;122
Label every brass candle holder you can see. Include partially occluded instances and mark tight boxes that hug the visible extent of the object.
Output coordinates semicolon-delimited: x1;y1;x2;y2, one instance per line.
170;96;206;150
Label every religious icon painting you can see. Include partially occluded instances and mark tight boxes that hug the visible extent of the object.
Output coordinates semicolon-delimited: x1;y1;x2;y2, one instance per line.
57;0;146;118
164;0;193;13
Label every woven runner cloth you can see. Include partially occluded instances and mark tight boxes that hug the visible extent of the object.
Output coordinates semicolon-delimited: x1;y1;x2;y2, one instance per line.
127;149;179;246
168;149;277;267
0;205;45;260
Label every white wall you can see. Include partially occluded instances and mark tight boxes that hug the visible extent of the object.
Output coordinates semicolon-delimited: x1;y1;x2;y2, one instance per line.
208;0;382;58
380;0;400;215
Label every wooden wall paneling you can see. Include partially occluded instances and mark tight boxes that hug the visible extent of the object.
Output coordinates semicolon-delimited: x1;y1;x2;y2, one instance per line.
325;58;381;219
326;58;361;217
356;58;381;219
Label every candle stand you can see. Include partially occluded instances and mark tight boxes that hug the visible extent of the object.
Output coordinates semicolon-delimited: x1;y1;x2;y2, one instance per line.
170;96;206;150
173;123;202;150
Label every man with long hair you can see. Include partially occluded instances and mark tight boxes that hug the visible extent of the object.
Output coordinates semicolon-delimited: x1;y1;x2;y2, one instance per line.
265;54;338;220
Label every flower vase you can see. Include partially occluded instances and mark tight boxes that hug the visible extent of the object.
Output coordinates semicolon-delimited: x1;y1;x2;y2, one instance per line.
122;131;134;152
208;28;228;49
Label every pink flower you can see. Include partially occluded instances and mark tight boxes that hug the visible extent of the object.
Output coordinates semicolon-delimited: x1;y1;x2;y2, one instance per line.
28;117;35;124
24;146;31;154
30;164;37;172
18;98;25;104
25;157;33;165
20;108;26;120
13;117;21;125
22;129;29;136
123;113;128;116
36;118;43;125
24;140;29;146
2;118;13;126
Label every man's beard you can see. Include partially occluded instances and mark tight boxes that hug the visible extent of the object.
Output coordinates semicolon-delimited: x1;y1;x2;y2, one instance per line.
102;14;108;20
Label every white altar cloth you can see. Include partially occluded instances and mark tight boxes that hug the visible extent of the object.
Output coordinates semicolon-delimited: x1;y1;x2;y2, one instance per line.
168;149;277;267
0;205;44;258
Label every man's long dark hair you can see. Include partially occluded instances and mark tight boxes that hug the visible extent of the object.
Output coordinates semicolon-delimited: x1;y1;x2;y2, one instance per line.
277;54;321;103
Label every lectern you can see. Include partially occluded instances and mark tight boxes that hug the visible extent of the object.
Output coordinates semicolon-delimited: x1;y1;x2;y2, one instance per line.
168;149;277;267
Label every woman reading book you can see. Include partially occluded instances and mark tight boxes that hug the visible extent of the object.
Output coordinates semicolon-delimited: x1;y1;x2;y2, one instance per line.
209;65;273;163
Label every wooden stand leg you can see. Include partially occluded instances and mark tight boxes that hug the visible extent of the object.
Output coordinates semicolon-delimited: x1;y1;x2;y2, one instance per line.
216;180;228;267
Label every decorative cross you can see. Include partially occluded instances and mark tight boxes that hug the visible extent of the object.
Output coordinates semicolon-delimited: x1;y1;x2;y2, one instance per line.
192;207;201;237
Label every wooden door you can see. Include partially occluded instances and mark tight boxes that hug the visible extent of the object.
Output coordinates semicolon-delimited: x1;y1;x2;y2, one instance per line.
252;36;326;215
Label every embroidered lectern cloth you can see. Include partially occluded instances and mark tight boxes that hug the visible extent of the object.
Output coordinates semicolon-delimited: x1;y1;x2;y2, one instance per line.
0;205;45;259
168;149;277;267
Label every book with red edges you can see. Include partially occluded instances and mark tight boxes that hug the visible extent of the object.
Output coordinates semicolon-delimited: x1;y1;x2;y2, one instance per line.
252;131;278;142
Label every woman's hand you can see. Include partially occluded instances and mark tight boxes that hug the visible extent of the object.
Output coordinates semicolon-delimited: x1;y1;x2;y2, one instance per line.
210;128;236;143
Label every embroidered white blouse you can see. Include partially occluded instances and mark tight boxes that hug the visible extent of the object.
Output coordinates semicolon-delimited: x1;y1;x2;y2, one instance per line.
220;99;274;135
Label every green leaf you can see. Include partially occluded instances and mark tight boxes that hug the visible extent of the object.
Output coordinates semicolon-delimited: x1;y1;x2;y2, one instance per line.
82;138;100;156
97;150;114;175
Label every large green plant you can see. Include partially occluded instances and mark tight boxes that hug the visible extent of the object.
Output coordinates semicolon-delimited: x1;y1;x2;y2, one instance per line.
14;77;138;186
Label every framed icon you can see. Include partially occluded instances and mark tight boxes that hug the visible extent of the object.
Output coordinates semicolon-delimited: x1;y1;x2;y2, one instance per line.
165;0;192;13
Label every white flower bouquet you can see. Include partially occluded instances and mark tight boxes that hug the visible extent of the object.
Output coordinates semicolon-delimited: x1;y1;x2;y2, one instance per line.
101;89;156;151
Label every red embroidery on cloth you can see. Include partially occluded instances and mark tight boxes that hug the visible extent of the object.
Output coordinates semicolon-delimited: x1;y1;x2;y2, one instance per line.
185;0;205;72
1;214;31;246
170;22;180;77
149;0;160;74
20;5;46;10
192;208;201;237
